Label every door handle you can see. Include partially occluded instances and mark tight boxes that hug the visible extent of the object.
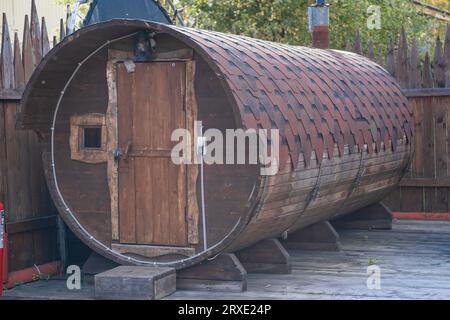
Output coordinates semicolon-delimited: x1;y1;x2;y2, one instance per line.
113;141;132;163
113;148;123;162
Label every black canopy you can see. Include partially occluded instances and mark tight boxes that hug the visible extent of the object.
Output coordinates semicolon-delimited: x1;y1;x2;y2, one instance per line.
84;0;172;26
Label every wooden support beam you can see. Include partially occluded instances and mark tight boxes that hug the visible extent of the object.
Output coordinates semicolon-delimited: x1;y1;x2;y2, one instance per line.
6;215;57;234
282;221;342;252
236;239;291;274
402;88;450;97
0;88;23;100
82;251;118;275
57;216;68;271
95;266;176;300
177;253;247;292
332;202;393;230
400;177;450;188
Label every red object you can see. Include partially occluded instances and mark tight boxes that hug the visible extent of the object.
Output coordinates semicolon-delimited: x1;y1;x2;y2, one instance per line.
3;232;8;285
5;261;61;289
312;25;330;49
393;211;450;221
0;202;5;296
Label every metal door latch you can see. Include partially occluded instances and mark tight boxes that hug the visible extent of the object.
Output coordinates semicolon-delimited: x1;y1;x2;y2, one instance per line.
113;148;123;162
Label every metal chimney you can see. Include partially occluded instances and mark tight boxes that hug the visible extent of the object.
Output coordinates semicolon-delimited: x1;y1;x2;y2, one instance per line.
308;0;330;49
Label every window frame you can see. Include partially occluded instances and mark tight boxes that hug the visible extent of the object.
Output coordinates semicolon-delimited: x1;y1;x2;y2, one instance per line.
70;113;108;164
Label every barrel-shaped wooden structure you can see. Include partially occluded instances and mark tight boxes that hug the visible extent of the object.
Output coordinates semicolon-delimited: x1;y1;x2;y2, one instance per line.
20;20;413;269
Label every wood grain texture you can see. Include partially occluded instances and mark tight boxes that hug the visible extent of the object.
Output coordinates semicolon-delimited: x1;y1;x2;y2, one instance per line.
95;266;176;300
106;61;119;241
117;62;188;247
185;60;200;245
111;243;195;258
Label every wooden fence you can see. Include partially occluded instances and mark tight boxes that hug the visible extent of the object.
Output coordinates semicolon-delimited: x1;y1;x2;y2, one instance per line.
345;27;450;216
0;1;64;281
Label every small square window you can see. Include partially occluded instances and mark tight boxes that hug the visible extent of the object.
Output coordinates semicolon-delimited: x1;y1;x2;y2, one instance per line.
83;127;102;149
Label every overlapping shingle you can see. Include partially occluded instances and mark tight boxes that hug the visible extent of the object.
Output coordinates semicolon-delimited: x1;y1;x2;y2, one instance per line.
170;26;413;168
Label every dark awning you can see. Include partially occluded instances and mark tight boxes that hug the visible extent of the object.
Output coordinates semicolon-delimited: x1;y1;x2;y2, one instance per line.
84;0;172;26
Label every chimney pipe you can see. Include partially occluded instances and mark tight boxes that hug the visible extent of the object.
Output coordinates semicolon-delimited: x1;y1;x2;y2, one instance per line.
308;1;330;49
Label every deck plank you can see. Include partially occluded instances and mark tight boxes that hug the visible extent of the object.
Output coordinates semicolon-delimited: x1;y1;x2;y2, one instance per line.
2;220;450;300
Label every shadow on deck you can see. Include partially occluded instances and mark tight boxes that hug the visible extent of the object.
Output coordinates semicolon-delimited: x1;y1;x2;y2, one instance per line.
2;220;450;300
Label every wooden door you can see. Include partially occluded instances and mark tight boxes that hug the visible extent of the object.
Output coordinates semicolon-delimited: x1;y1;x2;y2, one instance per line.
117;62;187;247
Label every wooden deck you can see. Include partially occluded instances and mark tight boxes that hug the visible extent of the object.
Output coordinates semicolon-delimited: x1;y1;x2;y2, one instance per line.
2;220;450;300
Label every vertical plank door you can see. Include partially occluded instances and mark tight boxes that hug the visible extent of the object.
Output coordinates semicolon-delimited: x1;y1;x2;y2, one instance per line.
117;62;187;247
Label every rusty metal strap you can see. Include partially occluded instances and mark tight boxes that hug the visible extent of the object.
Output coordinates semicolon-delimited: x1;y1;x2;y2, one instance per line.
286;157;324;233
332;148;366;218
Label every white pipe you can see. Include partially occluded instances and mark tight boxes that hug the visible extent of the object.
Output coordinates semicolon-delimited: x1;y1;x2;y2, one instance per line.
198;125;208;251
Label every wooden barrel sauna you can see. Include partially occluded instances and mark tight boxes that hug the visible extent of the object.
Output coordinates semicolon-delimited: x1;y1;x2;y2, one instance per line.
19;20;413;269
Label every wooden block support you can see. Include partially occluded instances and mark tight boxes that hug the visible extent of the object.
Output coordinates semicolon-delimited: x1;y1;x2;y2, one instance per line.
177;253;247;292
83;251;119;275
236;239;291;274
95;266;176;300
282;221;342;251
332;202;393;230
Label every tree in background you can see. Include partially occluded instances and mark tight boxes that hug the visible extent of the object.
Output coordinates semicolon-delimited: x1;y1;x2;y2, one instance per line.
425;0;449;10
56;0;448;57
178;0;446;56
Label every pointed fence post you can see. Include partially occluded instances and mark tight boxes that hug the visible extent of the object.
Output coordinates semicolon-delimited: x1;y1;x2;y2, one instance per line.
13;33;25;89
23;15;34;82
30;0;42;67
60;18;66;42
396;28;409;88
345;39;352;52
1;13;15;90
354;31;362;55
367;41;375;61
445;25;450;87
409;37;421;89
434;36;446;88
422;52;434;88
42;17;50;56
386;40;396;77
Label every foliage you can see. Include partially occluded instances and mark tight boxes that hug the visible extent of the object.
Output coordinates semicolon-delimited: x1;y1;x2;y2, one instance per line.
424;0;449;11
54;0;89;31
178;0;446;56
56;0;448;57
368;257;378;266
